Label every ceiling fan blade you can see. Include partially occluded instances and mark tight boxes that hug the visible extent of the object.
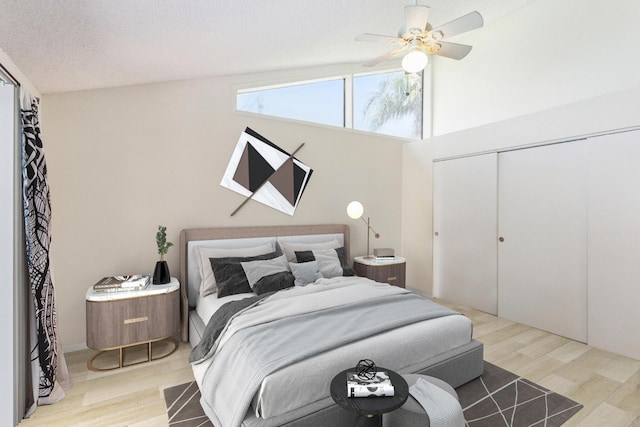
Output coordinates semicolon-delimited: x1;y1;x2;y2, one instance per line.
431;11;483;39
430;41;473;60
363;51;395;67
356;33;403;44
405;5;430;32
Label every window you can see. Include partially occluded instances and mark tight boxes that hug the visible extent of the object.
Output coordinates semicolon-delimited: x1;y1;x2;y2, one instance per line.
353;71;422;139
237;79;344;127
236;70;424;140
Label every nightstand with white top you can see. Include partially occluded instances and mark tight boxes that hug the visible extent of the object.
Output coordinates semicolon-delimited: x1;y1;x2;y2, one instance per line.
354;256;406;288
85;277;180;371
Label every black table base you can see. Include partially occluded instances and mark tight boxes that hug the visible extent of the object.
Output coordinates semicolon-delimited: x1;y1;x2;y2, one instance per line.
356;414;382;427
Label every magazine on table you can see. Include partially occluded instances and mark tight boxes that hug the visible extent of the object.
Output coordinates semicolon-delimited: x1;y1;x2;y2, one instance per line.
346;371;395;397
92;275;150;292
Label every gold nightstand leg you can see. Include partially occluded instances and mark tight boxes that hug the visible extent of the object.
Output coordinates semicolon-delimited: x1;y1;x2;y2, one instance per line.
87;337;179;372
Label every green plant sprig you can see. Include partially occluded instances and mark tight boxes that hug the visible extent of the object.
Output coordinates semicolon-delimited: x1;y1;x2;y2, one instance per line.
156;225;173;260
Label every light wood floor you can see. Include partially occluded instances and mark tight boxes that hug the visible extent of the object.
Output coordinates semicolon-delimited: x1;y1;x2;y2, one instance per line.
18;302;640;427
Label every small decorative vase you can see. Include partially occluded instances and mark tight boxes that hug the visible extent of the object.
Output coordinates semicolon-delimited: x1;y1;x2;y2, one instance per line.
153;260;170;284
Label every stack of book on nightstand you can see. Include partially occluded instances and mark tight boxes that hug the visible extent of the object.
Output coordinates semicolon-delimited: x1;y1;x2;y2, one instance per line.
373;248;396;261
346;371;395;397
92;275;150;293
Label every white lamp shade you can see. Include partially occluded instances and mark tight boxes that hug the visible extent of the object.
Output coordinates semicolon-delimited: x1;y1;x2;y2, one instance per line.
402;50;428;73
347;201;364;219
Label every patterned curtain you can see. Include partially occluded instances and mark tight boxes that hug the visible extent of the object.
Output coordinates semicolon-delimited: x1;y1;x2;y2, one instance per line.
20;88;71;414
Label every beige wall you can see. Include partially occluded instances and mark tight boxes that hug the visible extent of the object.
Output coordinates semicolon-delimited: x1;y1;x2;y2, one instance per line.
42;71;406;350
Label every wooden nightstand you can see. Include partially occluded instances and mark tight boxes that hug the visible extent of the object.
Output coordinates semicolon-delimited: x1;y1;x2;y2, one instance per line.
354;256;406;288
85;277;180;371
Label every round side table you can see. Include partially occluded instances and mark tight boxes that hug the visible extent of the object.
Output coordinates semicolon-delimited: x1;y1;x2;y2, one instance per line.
330;367;409;427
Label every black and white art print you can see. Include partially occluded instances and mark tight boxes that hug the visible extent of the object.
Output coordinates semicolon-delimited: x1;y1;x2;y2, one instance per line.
221;128;313;216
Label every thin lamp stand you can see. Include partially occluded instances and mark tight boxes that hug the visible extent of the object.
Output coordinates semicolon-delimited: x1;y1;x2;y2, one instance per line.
361;216;380;259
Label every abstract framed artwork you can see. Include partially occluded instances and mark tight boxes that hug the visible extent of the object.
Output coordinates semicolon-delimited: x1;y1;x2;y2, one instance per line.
221;127;313;216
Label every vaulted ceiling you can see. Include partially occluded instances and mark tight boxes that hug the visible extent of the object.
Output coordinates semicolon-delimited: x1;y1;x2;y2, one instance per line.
0;0;534;94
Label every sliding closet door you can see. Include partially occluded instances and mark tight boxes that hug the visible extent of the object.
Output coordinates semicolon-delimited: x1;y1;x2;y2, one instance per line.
498;142;587;342
588;131;640;360
433;154;498;314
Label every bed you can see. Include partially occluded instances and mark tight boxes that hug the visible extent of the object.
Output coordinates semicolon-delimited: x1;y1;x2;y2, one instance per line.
179;224;483;427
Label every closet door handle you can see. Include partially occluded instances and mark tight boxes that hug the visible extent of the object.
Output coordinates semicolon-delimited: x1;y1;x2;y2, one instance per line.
499;237;504;242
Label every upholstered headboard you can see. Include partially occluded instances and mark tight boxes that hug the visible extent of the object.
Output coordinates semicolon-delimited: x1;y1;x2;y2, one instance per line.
178;224;350;341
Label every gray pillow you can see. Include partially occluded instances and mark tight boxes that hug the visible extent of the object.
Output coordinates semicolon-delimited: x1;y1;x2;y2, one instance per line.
295;247;355;278
289;261;322;286
241;255;289;288
241;255;294;295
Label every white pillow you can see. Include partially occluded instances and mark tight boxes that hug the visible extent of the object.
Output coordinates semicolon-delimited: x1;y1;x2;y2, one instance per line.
197;241;274;297
279;238;341;263
289;261;322;286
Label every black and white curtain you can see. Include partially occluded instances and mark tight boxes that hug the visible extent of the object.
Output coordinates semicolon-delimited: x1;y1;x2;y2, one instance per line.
20;88;71;414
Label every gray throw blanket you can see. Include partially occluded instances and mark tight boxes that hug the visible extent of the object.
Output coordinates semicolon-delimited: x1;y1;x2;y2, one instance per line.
189;292;272;363
195;280;460;427
410;378;465;427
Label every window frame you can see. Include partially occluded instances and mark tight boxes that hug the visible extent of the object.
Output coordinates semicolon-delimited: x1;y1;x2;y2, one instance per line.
234;67;430;141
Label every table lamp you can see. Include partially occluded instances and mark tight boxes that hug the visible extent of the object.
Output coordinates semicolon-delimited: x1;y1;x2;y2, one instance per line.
346;201;380;259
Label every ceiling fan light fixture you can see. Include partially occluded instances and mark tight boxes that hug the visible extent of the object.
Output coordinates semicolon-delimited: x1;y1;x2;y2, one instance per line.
429;30;444;41
402;49;428;73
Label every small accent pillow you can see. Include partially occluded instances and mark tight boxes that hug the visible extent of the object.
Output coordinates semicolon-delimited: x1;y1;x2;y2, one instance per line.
197;241;274;298
279;238;341;263
289;261;322;286
295;247;355;278
210;250;280;298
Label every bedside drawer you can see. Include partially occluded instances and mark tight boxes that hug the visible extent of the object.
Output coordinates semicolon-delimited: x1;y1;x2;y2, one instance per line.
354;260;406;288
86;290;179;350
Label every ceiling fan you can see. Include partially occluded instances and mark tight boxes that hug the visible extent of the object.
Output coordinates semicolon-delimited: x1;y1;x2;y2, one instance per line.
356;5;483;73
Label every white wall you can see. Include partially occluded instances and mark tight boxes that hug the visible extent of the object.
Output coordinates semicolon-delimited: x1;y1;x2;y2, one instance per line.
41;67;405;349
0;82;16;427
1;50;39;427
432;0;640;137
402;0;640;295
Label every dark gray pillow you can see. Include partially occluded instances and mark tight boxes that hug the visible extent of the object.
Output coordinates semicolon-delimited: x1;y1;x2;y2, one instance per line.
210;250;280;298
252;271;295;295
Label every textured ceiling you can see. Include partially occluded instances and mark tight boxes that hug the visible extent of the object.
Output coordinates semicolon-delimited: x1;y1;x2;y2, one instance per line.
0;0;534;94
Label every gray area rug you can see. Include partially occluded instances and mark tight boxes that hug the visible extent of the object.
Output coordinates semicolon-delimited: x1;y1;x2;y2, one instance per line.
163;362;582;426
458;362;582;426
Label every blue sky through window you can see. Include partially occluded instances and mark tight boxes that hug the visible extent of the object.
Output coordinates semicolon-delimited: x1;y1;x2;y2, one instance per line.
237;79;344;127
237;71;423;139
353;71;422;139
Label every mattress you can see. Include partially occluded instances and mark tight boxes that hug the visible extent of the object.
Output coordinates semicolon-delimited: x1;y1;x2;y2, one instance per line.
191;277;473;422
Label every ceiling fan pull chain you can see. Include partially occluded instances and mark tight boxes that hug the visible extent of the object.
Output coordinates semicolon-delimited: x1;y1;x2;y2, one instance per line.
405;74;410;97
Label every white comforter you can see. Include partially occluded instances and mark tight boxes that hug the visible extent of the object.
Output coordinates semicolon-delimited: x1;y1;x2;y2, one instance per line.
192;276;472;426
